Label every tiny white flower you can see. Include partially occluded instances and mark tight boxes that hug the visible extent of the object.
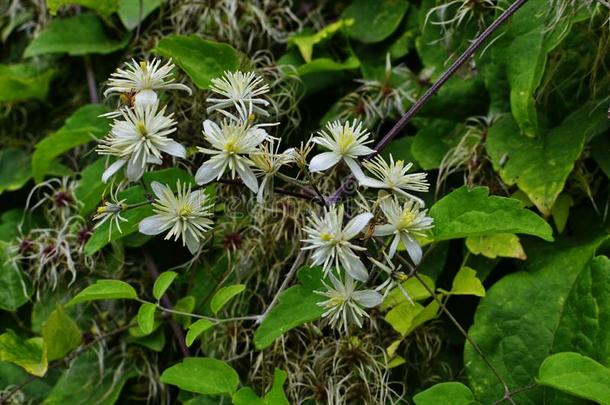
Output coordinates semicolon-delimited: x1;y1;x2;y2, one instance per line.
97;103;185;183
207;71;270;118
317;273;383;333
93;198;128;239
309;119;375;181
369;253;412;303
362;154;429;205
104;58;192;108
195;119;267;192
373;197;433;264
250;140;295;203
139;181;214;254
301;205;373;281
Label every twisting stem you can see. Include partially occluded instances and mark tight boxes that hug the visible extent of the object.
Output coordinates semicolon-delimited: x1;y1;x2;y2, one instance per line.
328;0;529;204
256;250;306;325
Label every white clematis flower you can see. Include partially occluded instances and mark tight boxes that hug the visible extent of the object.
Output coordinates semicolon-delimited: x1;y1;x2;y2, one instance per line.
250;140;295;203
373;197;433;264
362;154;429;205
139;181;214;254
317;273;383;333
207;71;270;118
97;103;185;183
104;58;192;108
195;119;268;192
309;119;375;181
301;204;373;281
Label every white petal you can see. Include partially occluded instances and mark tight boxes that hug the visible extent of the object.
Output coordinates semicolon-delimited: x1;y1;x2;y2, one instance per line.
161;140;186;158
202;119;219;135
388;234;400;258
373;224;395;237
353;290;383;308
195;159;225;185
134;89;158;108
344;157;366;181
402;234;423;265
236;164;259;193
101;159;126;183
359;176;387;188
343;212;373;239
139;215;167;235
309;152;341;173
147;155;162;165
340;253;369;282
150;181;165;199
184;231;200;255
126;158;145;181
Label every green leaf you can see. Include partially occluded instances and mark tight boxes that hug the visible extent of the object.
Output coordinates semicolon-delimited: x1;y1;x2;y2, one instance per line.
153;271;178;301
380;274;435;310
118;0;162;30
537;352;610;404
44;350;133;405
430;186;553;242
84;185;153;255
160;357;239;396
42;306;81;361
295;56;360;95
142;167;195;189
551;194;572;234
411;119;465;170
67;280;138;306
466;233;526;260
47;0;119;16
233;369;290;405
254;267;326;349
32;104;109;182
342;0;408;43
137;303;156;335
465;239;610;404
290;19;352;62
24;14;130;57
173;295;196;327
74;158;109;216
0;148;31;194
185;319;214;347
128;326;166;352
413;382;478;405
0;242;31;311
486;104;608;215
154;35;239;89
591;134;610;179
210;284;246;315
0;64;54;102
385;301;425;335
449;267;485;297
0;331;47;377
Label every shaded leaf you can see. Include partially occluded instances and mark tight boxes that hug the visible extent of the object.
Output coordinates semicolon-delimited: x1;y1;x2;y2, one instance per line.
47;0;119;16
466;233;526;260
210;284;246;315
42;306;81;361
0;64;54;103
0;242;31;311
118;0;162;30
290;20;352;62
449;267;485;297
413;382;478;405
342;0;408;43
0;331;47;377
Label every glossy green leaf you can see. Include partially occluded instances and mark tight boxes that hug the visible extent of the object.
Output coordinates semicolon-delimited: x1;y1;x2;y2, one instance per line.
0;64;54;102
154;35;239;89
44;350;133;405
24;14;130;57
160;357;239;395
0;148;31;195
210;284;246;315
413;382;478;405
465;239;610;404
486;104;608;215
466;233;526;260
42;306;81;361
342;0;408;43
153;271;178;301
0;331;47;377
118;0;162;30
254;267;325;349
537;352;610;404
47;0;119;16
430;186;553;242
0;242;31;311
233;369;289;405
449;267;485;297
185;319;214;347
74;158;109;216
290;19;352;62
84;185;153;255
137;303;156;335
67;279;138;306
32;104;109;182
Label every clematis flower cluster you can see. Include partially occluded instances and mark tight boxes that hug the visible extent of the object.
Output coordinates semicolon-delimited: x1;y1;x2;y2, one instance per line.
93;57;435;334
